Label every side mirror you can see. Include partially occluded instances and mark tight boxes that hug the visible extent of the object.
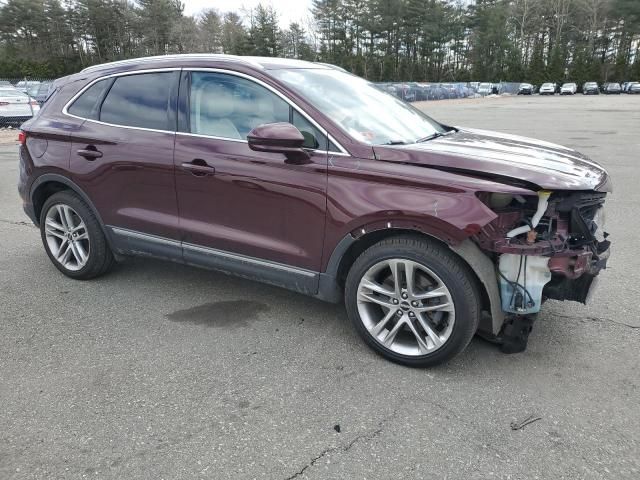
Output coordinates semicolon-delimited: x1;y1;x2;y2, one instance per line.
247;122;305;154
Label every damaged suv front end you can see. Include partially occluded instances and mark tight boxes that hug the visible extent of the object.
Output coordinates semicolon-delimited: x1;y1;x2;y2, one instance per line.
372;127;611;353
474;188;610;350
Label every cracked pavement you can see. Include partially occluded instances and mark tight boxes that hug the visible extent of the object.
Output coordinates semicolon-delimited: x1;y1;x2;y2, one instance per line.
1;95;639;479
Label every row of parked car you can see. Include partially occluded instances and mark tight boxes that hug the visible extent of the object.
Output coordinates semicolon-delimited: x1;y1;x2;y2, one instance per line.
519;81;640;95
375;80;640;101
375;82;481;101
0;80;54;126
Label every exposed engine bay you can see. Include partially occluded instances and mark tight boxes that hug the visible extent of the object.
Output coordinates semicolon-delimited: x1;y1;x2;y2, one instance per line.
472;190;610;350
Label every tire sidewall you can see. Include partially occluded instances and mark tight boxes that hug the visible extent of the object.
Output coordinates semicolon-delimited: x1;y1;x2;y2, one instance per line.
345;240;479;367
40;192;102;279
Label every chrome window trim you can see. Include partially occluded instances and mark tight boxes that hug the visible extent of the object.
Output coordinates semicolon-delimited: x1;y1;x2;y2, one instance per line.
62;66;351;156
62;68;182;134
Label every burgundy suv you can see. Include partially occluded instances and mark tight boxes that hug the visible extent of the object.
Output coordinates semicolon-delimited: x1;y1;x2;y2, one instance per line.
18;55;611;366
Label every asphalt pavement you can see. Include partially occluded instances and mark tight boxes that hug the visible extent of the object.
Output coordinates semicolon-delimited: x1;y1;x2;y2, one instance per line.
1;94;638;479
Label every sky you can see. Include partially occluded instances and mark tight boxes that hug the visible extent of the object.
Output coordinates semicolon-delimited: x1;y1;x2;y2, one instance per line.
182;0;314;28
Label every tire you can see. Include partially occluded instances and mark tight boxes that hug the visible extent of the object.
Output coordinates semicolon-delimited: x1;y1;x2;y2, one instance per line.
344;235;480;367
40;190;115;280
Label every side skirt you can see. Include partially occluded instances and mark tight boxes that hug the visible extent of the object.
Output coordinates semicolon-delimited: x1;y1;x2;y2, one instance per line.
107;226;323;298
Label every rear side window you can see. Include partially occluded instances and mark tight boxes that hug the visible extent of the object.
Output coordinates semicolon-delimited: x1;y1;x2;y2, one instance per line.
67;79;110;119
100;72;174;130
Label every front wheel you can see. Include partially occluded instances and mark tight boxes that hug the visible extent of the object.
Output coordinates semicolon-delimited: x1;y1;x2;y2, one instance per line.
345;236;480;367
40;191;115;279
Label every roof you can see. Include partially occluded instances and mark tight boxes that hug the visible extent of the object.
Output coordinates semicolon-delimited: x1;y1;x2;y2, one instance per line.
80;54;327;74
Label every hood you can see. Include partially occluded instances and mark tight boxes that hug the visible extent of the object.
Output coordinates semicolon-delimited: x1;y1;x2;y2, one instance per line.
373;128;611;192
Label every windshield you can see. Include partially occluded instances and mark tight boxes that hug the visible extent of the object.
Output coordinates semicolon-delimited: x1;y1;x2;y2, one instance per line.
542;83;554;88
479;83;491;88
270;68;445;145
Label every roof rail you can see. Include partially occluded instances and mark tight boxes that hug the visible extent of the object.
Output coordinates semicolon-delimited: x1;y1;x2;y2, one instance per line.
80;54;263;73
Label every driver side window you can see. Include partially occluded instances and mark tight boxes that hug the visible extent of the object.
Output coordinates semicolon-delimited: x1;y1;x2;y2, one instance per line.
189;72;289;140
188;71;338;152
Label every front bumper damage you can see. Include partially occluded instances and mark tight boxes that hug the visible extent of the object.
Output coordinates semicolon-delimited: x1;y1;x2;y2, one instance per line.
472;190;610;351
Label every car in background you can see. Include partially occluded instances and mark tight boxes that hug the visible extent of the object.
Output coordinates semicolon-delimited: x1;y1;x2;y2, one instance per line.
627;82;640;94
31;81;55;105
0;88;40;126
539;83;556;95
376;82;398;97
560;83;577;95
582;82;599;94
14;80;41;94
477;82;493;96
518;83;533;95
604;82;621;94
0;80;13;87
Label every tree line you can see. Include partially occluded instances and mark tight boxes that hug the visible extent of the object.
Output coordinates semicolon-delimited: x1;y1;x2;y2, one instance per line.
1;0;639;85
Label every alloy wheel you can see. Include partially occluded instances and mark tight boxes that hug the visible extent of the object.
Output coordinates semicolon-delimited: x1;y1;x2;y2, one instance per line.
44;204;90;271
356;259;455;356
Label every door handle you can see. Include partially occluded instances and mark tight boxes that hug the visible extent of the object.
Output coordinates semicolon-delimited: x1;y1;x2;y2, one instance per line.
181;159;215;177
77;146;103;160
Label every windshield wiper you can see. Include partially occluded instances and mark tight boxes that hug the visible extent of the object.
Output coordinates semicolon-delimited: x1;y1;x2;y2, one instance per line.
416;128;457;143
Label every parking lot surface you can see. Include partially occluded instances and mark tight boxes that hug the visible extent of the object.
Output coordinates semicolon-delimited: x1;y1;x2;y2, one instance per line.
1;95;639;479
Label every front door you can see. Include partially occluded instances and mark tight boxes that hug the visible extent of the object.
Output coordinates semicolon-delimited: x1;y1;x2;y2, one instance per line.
173;71;330;273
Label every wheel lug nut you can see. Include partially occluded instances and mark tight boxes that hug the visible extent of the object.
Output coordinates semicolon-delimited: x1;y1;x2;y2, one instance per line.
401;292;408;299
396;309;403;315
392;299;399;304
409;312;415;317
412;301;418;307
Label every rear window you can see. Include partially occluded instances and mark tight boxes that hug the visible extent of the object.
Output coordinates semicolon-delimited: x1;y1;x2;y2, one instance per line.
67;79;111;119
100;72;174;130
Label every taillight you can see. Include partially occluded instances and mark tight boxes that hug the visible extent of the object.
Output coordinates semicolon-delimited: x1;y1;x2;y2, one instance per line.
18;131;26;145
0;101;9;106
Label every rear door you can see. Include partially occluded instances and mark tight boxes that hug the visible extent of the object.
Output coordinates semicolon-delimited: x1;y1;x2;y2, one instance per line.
66;70;181;247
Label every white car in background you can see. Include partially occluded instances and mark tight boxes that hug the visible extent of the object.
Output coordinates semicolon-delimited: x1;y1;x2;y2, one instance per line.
0;88;40;126
560;82;577;95
477;82;493;95
539;82;556;95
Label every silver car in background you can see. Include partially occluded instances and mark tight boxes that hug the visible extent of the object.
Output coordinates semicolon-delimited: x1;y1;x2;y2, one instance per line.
539;82;556;95
0;88;40;126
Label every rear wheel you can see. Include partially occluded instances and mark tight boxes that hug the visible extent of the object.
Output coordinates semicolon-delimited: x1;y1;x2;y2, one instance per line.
40;191;114;279
345;235;480;367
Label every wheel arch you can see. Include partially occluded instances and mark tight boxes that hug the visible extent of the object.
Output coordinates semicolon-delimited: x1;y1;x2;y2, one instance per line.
30;174;113;248
319;227;503;334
